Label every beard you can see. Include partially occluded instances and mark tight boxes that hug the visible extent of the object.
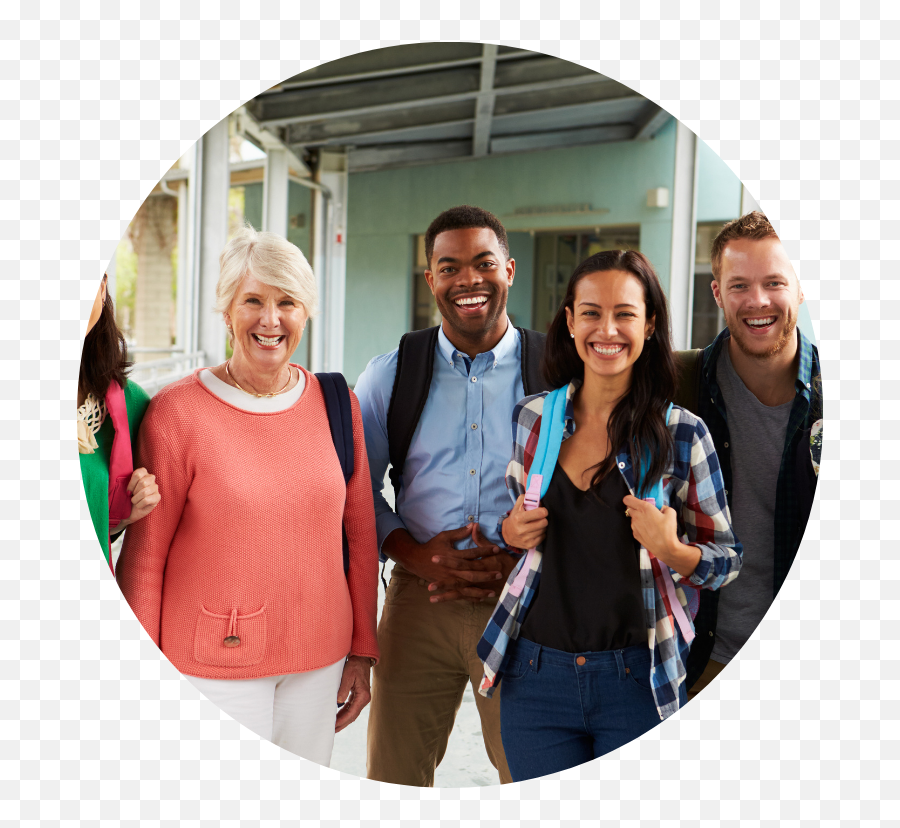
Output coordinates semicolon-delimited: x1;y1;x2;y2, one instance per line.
435;284;508;343
727;308;798;360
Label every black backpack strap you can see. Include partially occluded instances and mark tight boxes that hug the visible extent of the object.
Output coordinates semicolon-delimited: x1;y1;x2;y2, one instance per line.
385;326;440;498
516;327;551;396
316;372;354;577
673;349;703;415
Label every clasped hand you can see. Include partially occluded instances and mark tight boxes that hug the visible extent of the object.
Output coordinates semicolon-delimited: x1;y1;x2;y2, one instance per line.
395;523;515;603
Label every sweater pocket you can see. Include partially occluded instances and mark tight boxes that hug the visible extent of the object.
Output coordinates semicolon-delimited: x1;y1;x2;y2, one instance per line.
193;603;267;668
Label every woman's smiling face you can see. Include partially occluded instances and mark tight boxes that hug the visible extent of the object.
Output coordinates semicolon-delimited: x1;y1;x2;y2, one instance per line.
565;269;654;385
224;272;308;377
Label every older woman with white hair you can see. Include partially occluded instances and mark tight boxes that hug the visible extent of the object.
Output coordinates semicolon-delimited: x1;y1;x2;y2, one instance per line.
117;226;379;766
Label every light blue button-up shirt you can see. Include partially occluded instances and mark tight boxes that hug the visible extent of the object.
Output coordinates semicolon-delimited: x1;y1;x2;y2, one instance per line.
354;323;525;557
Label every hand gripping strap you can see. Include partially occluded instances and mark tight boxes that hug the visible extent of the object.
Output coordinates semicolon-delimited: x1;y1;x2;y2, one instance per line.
637;403;695;644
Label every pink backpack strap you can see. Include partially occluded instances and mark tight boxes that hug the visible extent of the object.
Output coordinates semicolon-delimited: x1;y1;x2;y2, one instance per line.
104;381;134;536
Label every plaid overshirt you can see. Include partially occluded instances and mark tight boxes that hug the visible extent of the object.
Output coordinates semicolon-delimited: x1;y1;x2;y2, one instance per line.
477;381;742;721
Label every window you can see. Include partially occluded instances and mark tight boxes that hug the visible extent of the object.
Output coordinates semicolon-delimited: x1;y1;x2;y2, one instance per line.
531;228;641;333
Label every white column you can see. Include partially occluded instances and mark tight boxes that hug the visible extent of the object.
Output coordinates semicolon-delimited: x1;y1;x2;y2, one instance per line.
319;150;349;374
309;185;327;374
175;178;189;350
668;121;699;351
262;147;289;238
194;117;230;366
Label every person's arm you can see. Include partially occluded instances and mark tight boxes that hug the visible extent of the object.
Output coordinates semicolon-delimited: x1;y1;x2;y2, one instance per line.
115;402;190;647
625;411;742;587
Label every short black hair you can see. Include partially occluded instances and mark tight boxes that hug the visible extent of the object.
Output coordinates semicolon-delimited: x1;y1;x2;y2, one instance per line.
424;205;510;266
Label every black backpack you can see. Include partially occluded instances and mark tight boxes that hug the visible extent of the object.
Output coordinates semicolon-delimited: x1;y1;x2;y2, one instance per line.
316;371;354;577
385;325;551;498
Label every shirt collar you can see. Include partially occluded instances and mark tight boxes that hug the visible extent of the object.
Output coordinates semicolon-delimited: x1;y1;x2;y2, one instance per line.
436;318;517;368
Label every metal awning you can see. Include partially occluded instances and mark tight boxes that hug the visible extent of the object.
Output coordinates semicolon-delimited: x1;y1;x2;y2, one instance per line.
246;43;671;172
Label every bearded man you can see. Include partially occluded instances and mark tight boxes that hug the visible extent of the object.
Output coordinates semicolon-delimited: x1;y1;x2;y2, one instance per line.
354;205;549;786
685;211;823;698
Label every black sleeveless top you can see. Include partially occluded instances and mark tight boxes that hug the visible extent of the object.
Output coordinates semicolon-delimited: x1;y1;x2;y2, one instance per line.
519;463;646;653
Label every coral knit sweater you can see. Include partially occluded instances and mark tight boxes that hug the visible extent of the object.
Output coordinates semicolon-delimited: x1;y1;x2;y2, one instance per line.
116;367;379;679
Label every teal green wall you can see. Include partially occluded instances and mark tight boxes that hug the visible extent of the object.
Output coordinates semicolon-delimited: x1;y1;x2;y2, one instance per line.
696;138;742;222
344;119;681;383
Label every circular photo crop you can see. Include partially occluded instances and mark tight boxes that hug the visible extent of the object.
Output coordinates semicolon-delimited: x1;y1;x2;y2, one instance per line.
78;42;821;786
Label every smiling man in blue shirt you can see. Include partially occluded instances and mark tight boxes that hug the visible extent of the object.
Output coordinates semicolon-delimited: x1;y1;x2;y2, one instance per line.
354;205;548;787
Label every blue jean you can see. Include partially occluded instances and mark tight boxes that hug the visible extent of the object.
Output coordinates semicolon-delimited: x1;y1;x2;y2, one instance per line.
499;637;681;781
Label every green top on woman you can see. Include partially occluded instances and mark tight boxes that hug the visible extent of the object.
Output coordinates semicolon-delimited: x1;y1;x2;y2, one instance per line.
79;380;151;567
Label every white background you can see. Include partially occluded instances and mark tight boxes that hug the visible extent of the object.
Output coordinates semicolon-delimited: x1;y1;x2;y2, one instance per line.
1;2;893;825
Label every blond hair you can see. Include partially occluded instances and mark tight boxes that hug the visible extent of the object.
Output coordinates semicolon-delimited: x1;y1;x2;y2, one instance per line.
215;225;319;320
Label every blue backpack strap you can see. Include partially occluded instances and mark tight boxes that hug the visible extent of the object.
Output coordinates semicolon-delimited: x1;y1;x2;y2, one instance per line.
526;386;569;498
637;402;675;508
316;372;354;577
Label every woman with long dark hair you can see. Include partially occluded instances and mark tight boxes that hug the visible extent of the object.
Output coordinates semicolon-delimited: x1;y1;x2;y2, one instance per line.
77;273;160;572
477;250;742;780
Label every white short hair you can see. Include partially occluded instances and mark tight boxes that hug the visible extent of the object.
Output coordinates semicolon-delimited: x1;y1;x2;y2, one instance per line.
215;225;319;319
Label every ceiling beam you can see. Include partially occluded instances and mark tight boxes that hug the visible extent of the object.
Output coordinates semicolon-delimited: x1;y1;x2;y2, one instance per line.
348;140;472;171
289;118;475;149
490;124;636;154
634;103;672;139
471;44;498;158
256;73;617;129
265;49;533;93
491;95;647;135
284;95;650;152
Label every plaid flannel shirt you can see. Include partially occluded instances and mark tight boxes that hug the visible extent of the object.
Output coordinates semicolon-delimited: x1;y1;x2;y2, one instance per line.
477;381;742;720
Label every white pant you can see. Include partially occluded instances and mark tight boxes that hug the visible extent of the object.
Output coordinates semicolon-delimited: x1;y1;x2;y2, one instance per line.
186;658;345;766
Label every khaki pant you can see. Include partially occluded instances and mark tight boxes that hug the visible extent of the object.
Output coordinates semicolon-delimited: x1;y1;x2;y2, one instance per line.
686;657;727;702
366;566;512;787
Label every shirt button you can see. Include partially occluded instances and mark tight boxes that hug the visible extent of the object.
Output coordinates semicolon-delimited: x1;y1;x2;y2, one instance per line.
806;382;811;389
469;469;476;475
471;423;478;430
471;376;478;382
223;636;241;648
709;631;714;637
576;656;586;666
618;462;626;469
723;442;729;448
467;515;475;522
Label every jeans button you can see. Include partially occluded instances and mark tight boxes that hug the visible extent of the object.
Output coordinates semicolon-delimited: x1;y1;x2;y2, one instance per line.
576;656;586;666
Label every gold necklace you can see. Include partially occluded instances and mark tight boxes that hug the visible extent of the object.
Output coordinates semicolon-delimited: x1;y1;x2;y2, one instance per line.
225;361;293;398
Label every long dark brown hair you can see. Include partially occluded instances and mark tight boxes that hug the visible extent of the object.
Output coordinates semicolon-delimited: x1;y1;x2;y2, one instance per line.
78;274;131;401
542;250;679;495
